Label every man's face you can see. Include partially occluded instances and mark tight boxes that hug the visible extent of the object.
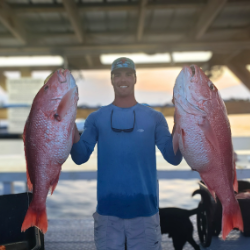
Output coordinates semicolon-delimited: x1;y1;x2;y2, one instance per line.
111;68;136;97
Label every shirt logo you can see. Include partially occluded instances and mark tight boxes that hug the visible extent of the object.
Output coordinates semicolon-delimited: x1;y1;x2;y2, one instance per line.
137;129;144;132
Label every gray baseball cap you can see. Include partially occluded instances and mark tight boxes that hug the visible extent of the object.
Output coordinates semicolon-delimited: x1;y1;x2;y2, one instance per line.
111;57;136;73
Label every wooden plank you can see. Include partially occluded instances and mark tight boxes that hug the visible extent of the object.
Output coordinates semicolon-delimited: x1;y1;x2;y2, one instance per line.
137;0;148;42
0;40;250;56
0;71;6;91
0;108;7;119
191;0;228;40
62;0;84;43
85;55;93;68
227;61;250;90
11;2;201;13
11;1;250;13
0;1;27;44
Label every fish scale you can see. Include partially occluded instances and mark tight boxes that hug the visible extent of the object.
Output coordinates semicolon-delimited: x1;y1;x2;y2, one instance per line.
173;65;243;240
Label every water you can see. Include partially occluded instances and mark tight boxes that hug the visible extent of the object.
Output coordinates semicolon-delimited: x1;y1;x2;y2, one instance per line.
0;179;202;219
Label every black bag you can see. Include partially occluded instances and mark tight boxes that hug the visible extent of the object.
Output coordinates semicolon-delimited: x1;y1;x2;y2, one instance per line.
0;192;44;250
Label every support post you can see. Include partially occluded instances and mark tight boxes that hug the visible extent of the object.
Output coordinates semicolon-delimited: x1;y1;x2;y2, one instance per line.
3;182;14;194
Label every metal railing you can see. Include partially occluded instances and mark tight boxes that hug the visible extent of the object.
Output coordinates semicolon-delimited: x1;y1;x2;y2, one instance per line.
1;169;250;195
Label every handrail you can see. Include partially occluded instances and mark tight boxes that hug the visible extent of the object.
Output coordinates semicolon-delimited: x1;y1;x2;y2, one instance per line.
1;169;250;195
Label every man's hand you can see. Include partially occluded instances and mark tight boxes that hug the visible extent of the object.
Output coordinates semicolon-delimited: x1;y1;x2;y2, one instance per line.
73;123;80;143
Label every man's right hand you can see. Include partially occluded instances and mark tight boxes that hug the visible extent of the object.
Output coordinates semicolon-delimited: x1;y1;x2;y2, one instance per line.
73;123;80;143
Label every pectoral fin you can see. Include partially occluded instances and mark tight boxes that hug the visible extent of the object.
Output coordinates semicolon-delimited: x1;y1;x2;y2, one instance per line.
198;116;219;151
173;130;180;155
172;109;181;155
55;88;75;121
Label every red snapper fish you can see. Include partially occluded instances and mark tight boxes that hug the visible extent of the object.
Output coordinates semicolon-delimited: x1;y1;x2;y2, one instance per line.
172;65;243;240
21;69;78;233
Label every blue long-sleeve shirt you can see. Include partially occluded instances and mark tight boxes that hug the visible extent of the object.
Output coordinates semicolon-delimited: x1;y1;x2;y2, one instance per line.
71;103;182;218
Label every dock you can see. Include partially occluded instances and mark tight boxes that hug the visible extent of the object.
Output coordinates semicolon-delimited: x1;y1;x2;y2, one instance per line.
45;216;250;250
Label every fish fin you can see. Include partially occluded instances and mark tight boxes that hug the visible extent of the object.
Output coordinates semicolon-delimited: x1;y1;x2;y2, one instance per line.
23;123;33;191
21;205;48;234
222;201;243;240
50;170;61;195
55;88;75;121
72;123;75;145
181;129;185;146
172;110;181;155
198;116;219;151
207;187;216;201
236;191;250;199
233;166;238;193
26;169;33;192
23;122;27;143
200;176;216;201
172;131;180;155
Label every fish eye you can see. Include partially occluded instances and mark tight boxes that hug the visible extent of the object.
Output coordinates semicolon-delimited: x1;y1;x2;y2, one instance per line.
44;85;49;90
208;82;214;90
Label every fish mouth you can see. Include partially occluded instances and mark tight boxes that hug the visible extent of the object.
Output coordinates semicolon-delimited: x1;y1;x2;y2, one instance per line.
57;68;69;83
190;65;195;77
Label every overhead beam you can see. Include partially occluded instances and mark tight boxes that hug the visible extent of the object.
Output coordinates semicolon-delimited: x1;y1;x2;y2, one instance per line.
62;0;84;43
137;0;148;42
85;55;93;68
11;2;200;13
0;61;205;71
0;40;250;56
227;60;250;90
0;1;27;44
191;0;228;40
0;28;244;46
11;1;250;13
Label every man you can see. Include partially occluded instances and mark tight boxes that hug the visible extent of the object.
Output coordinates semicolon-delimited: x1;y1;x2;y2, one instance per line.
71;57;182;250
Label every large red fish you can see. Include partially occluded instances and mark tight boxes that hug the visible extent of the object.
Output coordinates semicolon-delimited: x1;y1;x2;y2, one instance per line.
172;65;243;239
21;69;78;233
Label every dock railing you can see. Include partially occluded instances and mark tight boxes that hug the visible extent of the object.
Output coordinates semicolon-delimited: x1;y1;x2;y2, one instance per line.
1;169;250;195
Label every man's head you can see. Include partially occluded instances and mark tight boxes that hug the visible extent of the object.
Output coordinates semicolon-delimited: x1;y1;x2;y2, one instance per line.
111;57;137;98
111;57;136;75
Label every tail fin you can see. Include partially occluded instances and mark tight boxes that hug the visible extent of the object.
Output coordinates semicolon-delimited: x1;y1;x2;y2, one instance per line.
21;205;48;234
222;202;243;240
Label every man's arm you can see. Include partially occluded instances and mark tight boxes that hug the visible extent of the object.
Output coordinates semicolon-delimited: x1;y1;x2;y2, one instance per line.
71;113;98;165
155;112;182;166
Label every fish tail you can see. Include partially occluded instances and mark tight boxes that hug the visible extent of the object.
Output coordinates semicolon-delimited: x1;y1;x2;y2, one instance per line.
222;201;243;240
21;205;48;234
